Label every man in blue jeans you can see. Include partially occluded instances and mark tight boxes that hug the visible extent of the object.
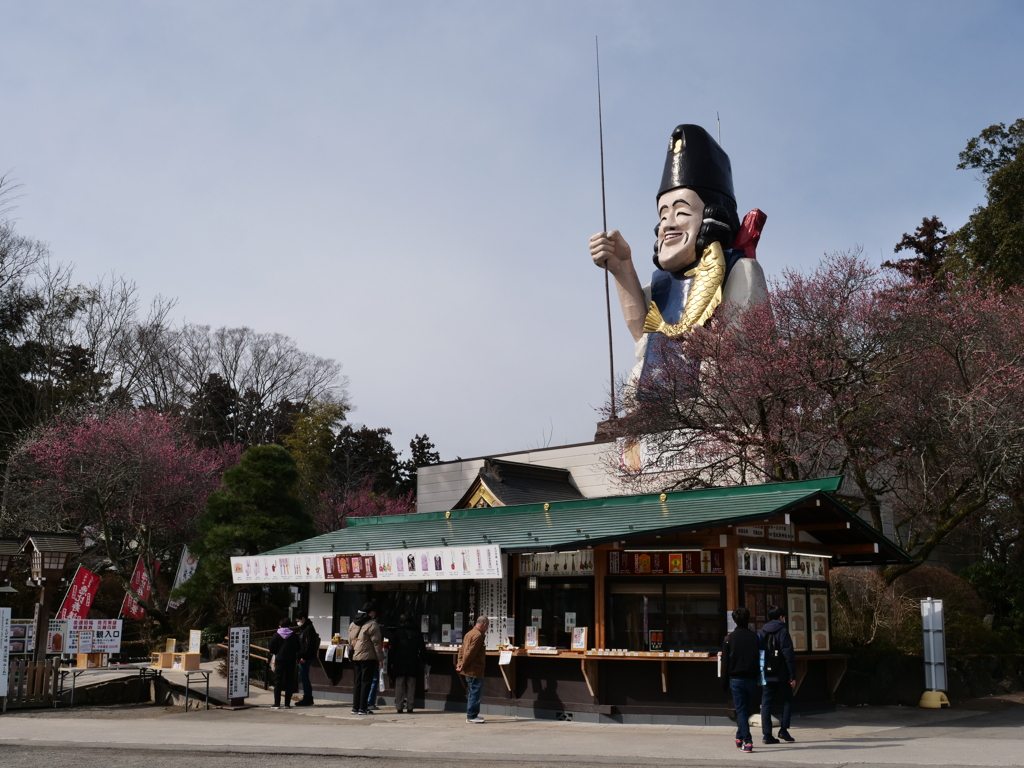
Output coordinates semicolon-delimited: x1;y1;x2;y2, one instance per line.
721;606;761;753
759;605;798;743
456;616;489;723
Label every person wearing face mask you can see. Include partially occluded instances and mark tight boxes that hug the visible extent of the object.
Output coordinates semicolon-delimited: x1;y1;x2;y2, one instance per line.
293;612;320;707
588;124;767;402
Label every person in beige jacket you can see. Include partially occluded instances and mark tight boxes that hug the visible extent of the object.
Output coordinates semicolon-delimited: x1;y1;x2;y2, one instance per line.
348;602;384;715
456;616;489;723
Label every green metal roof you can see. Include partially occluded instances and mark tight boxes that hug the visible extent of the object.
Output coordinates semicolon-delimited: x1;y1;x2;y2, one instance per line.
265;476;872;556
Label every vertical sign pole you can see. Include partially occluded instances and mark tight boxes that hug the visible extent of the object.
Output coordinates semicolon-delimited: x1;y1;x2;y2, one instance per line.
1;607;11;713
920;597;949;708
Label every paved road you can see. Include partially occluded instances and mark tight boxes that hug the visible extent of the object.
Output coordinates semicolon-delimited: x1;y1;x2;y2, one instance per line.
3;699;1024;767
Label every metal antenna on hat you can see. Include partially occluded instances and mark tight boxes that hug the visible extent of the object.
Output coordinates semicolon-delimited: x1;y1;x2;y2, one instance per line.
717;112;721;145
596;36;615;420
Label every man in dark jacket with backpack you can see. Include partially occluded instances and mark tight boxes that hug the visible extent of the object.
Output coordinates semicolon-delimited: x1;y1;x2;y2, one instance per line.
721;606;760;753
388;613;426;713
294;612;320;706
760;605;798;744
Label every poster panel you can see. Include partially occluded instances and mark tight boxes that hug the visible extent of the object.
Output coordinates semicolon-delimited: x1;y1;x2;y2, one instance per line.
785;555;827;581
518;550;595;575
9;622;34;654
230;544;503;584
228;626;250;700
607;549;725;575
787;587;808;652
0;607;10;693
55;566;101;620
737;549;782;578
47;619;68;654
189;629;202;653
810;587;830;651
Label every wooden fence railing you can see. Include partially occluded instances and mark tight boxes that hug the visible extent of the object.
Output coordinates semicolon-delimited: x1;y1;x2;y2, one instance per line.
3;657;61;711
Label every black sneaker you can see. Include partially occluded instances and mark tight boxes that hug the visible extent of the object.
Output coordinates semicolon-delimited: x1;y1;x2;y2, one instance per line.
762;736;780;744
735;738;742;749
741;742;753;753
778;731;795;742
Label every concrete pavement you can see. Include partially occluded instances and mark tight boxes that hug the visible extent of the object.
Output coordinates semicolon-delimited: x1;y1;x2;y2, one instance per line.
3;694;1024;767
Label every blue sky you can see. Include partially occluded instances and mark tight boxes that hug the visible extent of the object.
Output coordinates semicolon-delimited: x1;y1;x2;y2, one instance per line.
2;1;1022;460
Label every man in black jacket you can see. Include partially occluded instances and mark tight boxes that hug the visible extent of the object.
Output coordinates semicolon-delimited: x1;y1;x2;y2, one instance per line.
722;606;760;753
388;613;426;713
294;612;320;707
759;605;798;743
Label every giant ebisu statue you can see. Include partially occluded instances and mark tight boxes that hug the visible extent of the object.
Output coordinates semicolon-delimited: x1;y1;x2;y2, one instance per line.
589;124;768;401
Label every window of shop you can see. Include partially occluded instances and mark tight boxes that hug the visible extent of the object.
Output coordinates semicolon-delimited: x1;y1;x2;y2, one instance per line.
515;577;593;648
607;580;723;652
332;581;472;643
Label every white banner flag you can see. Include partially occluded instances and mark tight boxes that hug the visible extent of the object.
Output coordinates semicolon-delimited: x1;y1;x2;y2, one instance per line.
167;546;199;610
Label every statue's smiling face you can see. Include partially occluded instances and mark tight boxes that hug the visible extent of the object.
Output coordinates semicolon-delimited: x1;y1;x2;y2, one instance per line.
657;188;704;272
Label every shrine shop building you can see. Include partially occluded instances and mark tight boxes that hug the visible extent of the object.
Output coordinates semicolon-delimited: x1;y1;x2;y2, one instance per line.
243;476;907;724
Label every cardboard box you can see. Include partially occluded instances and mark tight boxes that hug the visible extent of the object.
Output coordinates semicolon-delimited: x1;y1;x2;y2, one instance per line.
151;651;175;668
76;652;108;669
172;652;201;670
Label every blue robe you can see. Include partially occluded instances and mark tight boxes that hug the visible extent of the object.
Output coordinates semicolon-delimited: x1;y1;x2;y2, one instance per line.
637;248;748;398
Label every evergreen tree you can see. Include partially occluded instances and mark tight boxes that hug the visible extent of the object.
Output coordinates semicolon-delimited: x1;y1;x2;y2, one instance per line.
947;119;1024;286
176;444;314;607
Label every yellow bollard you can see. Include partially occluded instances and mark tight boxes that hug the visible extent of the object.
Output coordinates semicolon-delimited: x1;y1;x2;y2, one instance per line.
919;691;950;708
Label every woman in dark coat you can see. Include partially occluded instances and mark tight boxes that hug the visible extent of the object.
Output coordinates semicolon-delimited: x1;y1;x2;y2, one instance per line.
388;613;425;713
267;617;300;708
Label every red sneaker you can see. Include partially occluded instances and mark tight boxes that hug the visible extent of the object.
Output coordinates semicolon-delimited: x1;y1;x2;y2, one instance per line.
741;743;753;753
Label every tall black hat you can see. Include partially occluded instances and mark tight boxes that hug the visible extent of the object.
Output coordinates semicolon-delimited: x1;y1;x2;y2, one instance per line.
657;124;735;203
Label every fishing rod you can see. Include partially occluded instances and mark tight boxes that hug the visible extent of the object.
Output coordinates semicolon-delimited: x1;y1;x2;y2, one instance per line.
596;36;615;421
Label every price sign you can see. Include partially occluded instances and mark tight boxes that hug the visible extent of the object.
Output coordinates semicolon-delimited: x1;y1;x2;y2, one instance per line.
227;626;250;701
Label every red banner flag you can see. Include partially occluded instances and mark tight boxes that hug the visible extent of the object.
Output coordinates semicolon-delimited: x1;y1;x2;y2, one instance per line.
120;557;160;620
55;565;101;620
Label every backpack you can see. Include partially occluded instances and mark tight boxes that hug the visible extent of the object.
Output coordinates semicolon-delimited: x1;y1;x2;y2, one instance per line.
760;629;783;680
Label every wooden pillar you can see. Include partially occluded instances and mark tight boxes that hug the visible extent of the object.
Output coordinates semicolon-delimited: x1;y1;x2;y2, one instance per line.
723;535;739;612
593;543;609;649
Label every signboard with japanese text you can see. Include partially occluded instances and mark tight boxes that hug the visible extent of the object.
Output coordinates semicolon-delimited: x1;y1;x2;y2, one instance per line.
189;629;202;653
0;608;10;692
607;549;724;576
47;619;122;654
47;619;67;654
230;544;503;584
77;630;94;653
56;566;101;620
227;626;250;700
